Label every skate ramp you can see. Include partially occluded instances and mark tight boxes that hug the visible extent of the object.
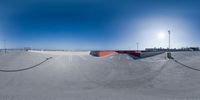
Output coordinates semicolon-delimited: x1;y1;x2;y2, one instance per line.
0;51;53;71
76;51;200;98
137;51;200;98
77;53;167;88
172;51;200;69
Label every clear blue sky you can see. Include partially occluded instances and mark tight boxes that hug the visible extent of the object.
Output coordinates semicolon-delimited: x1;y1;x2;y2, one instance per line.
0;0;200;50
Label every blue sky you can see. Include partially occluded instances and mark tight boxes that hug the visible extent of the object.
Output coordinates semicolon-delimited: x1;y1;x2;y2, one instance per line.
0;0;200;50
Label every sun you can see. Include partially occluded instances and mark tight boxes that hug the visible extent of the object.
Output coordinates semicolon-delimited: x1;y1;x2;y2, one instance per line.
157;32;165;39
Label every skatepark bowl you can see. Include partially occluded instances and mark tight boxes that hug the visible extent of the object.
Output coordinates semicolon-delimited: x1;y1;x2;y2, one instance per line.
1;50;200;100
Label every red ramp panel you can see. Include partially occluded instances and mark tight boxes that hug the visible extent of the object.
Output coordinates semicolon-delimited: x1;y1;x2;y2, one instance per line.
90;50;142;57
90;51;117;57
99;51;116;57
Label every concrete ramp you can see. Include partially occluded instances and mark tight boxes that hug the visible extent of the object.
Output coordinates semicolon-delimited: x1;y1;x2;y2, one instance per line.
0;51;52;71
138;51;200;98
76;53;167;88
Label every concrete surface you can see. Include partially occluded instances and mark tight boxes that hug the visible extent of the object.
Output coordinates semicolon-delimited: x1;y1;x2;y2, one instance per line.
0;51;200;100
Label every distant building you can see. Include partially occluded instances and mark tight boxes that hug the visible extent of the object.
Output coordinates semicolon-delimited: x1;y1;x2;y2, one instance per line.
145;48;166;52
189;47;199;51
24;47;31;51
145;47;200;52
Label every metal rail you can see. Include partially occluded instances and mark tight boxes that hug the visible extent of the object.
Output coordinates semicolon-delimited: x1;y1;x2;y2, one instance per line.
0;57;52;72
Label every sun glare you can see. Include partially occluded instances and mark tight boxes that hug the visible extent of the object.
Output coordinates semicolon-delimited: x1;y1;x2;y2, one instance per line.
157;32;165;39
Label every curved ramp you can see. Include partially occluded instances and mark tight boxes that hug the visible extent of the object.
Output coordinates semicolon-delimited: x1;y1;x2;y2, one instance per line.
138;51;200;97
0;52;53;71
77;53;167;88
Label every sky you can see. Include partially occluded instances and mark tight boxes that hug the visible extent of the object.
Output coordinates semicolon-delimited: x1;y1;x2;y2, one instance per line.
0;0;200;50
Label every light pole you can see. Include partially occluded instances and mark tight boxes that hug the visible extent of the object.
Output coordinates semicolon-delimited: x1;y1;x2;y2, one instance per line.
136;42;139;52
167;30;173;59
168;30;170;51
4;40;6;54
